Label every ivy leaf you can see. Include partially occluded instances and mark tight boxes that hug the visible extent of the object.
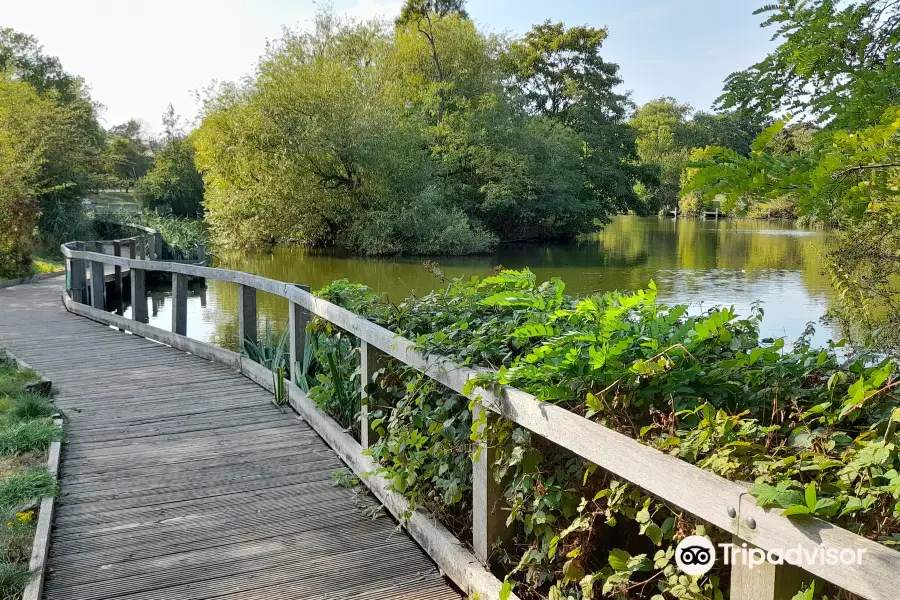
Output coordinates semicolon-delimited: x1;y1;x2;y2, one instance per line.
750;481;804;508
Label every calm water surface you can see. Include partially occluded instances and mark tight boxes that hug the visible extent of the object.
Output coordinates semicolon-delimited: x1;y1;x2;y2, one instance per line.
130;217;839;350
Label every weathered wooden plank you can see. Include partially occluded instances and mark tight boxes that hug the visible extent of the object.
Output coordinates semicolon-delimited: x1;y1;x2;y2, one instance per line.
0;278;462;600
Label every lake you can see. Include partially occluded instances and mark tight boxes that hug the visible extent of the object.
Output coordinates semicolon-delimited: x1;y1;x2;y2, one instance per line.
130;216;840;351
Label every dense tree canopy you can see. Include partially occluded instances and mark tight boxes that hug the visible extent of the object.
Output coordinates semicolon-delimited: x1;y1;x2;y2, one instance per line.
194;6;655;254
0;27;102;245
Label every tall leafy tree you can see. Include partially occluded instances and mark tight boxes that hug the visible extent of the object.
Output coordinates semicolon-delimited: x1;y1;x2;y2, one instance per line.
0;27;103;242
687;0;900;351
506;22;656;217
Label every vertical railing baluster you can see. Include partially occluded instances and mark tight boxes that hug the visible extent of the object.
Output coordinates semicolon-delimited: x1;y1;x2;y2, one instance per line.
70;242;87;304
130;240;147;323
729;536;808;600
113;240;123;299
238;284;257;351
360;341;388;448
139;236;147;260
89;242;105;310
289;284;311;390
472;402;512;567
153;232;163;260
172;273;188;335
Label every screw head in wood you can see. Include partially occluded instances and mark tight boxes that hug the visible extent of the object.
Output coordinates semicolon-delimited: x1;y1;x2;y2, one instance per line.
727;506;737;518
745;517;757;529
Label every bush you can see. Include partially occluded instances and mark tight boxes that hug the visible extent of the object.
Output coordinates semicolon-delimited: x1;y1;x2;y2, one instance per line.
344;190;497;255
746;197;798;219
318;269;900;599
135;137;204;217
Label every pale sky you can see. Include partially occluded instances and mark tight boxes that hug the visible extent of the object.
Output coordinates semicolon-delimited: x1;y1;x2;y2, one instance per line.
2;1;775;134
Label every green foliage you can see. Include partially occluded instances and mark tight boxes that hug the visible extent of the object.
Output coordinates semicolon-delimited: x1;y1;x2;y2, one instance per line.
241;321;289;372
0;562;30;600
630;97;756;213
136;134;204;217
0;420;62;457
7;394;55;422
318;269;900;599
506;21;656;220
195;6;650;254
331;468;360;488
0;28;103;249
0;469;56;511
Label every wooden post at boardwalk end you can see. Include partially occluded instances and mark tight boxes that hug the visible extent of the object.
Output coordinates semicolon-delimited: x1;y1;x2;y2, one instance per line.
360;341;389;449
152;232;163;260
130;240;148;323
89;242;105;310
69;242;87;304
238;284;257;351
172;273;188;335
472;401;512;568
289;284;310;389
138;236;147;260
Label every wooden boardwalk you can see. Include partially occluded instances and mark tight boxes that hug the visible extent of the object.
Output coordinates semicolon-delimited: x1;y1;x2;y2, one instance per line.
0;277;461;600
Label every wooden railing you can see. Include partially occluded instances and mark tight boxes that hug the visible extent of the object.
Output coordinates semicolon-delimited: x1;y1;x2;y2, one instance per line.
59;241;898;600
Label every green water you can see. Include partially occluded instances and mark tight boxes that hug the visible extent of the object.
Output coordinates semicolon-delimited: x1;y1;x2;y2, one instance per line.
137;216;838;350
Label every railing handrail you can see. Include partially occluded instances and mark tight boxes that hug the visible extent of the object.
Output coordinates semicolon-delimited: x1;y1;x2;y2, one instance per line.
59;242;899;600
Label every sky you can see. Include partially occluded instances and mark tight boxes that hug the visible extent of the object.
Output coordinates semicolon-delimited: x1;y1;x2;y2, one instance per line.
2;0;776;134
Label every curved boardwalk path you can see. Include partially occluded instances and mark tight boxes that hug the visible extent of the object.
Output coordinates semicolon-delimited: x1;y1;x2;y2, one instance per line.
0;277;460;600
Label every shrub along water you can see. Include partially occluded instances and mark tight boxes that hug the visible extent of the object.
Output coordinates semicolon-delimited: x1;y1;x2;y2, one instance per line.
307;270;899;600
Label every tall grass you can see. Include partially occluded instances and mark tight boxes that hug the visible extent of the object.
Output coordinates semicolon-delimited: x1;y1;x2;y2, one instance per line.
0;421;62;456
241;321;289;372
0;469;56;510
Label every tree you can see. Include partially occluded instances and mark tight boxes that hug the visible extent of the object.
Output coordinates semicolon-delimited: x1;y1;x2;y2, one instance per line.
136;136;204;216
395;0;470;125
195;11;493;254
0;74;95;276
687;0;900;352
0;28;103;243
506;22;656;218
717;0;900;129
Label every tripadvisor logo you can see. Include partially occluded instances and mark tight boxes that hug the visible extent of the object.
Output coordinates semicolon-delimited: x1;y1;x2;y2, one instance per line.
675;536;716;575
674;535;867;576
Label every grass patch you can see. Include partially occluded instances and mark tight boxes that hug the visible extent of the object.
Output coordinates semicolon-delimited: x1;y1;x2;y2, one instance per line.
0;562;30;599
0;420;62;456
0;354;61;598
7;395;56;422
0;469;56;510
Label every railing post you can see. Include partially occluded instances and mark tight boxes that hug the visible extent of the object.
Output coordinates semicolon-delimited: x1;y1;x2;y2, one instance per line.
89;242;105;310
289;284;310;387
153;232;162;260
69;242;87;304
129;241;147;324
196;244;206;263
729;536;808;600
172;273;188;335
360;341;389;449
113;240;123;298
238;284;257;351
139;236;147;260
472;401;512;567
